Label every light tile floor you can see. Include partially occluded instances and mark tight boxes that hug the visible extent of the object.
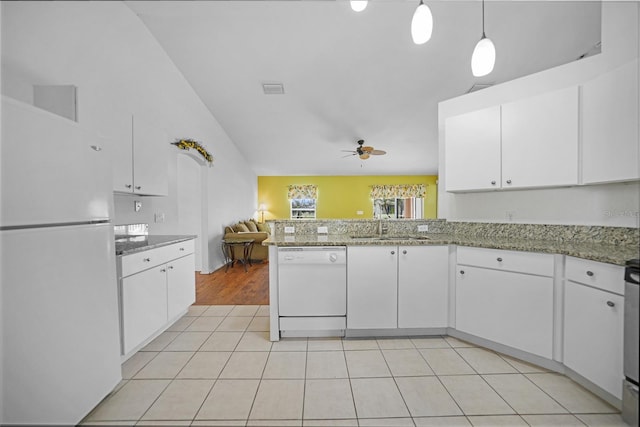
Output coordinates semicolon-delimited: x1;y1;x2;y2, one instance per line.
82;305;629;427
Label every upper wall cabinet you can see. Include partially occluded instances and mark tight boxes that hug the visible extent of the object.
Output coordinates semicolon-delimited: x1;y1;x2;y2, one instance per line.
445;106;501;192
113;115;169;196
501;86;579;189
581;59;639;184
444;87;579;193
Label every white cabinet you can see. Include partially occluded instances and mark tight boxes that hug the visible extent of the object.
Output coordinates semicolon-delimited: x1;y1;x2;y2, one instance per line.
167;254;196;320
118;240;195;356
501;86;579;189
444;87;579;192
445;106;501;192
113;115;169;196
398;245;449;328
347;246;398;329
564;257;625;399
582;59;639;184
455;247;554;358
347;245;449;330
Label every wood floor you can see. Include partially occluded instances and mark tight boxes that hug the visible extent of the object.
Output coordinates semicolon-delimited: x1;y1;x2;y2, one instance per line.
194;260;269;305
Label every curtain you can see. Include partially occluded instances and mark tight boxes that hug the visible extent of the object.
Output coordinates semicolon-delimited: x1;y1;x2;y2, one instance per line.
287;184;318;199
370;184;426;199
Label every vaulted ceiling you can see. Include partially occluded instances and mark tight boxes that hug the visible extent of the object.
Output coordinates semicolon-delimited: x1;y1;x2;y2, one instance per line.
126;1;601;176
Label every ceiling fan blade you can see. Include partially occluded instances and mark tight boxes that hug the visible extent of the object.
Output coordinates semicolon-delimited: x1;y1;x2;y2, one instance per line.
341;150;357;153
369;150;386;155
342;153;356;158
359;153;370;160
361;146;374;152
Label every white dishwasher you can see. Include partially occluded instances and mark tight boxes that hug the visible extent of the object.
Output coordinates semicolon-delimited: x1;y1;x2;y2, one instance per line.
277;246;347;336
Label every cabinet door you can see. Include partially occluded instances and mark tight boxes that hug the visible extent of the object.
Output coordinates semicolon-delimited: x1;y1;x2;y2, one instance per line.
564;281;624;399
167;254;196;320
112;116;135;193
398;245;448;328
445;106;501;192
121;266;168;354
456;266;553;358
502;86;579;189
347;246;398;329
582;59;639;184
132;115;169;196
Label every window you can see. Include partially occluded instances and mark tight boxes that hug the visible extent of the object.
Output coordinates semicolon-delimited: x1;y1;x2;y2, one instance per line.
370;184;426;219
287;184;318;220
290;198;317;219
373;197;423;219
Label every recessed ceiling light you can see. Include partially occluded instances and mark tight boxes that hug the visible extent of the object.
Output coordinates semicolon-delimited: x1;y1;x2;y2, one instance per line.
262;83;285;95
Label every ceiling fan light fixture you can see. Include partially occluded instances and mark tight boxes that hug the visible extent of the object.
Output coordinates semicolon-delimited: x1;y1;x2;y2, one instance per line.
411;0;433;45
350;0;368;12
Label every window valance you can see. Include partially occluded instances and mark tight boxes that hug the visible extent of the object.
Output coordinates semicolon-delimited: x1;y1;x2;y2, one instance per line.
287;184;318;200
370;184;426;199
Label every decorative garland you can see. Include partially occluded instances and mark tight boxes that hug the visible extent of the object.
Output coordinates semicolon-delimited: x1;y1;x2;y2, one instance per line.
171;138;214;165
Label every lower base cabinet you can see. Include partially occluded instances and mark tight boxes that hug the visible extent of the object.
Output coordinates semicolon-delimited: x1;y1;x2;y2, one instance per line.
167;254;196;320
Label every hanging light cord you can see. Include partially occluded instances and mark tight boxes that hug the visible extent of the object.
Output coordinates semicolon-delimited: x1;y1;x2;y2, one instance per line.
481;0;486;38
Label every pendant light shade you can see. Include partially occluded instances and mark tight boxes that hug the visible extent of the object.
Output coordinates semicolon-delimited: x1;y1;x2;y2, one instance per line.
350;0;368;12
471;36;496;77
411;0;433;45
471;0;495;77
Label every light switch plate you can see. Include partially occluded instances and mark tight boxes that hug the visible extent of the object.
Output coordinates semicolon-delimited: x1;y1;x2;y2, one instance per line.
356;210;364;215
418;225;429;232
317;226;328;234
284;226;295;234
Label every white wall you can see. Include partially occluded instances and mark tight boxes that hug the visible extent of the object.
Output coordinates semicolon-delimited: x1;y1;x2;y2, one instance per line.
437;1;640;227
1;1;258;272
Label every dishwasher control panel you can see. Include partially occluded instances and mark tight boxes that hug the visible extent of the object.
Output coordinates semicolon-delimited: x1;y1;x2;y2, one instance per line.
278;246;346;265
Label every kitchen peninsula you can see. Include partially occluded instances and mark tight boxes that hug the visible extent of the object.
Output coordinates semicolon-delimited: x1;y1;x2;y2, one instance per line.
264;218;638;408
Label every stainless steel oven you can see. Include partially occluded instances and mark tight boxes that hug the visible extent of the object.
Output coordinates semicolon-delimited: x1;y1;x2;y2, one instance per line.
622;258;639;426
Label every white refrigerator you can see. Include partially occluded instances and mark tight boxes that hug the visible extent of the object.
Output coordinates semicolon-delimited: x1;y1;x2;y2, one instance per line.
1;96;122;424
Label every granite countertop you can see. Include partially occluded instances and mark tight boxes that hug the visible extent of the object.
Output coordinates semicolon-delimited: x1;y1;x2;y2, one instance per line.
263;233;638;266
115;235;196;256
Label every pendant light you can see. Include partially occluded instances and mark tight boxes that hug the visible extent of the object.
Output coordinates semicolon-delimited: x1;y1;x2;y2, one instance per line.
411;0;433;45
350;0;368;12
471;0;496;77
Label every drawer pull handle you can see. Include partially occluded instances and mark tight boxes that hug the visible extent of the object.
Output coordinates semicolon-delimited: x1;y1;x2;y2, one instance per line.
497;257;503;262
586;271;594;277
402;250;407;255
143;258;151;262
179;247;185;251
606;301;615;307
460;270;465;275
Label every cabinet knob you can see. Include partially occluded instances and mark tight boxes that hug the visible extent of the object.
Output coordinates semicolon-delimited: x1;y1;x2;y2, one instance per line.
460;270;465;275
391;251;395;255
497;257;503;262
160;268;166;273
125;184;132;189
143;257;151;262
606;301;615;307
179;247;185;251
135;186;142;190
506;179;512;184
491;180;496;185
90;145;102;152
586;270;594;277
402;250;407;255
168;265;174;270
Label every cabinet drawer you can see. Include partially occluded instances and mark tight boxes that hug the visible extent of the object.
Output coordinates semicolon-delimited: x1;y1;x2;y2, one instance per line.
167;239;195;258
120;240;195;278
457;246;554;277
565;256;624;295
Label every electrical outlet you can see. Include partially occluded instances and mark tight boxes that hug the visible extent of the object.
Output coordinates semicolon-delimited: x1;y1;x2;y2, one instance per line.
317;226;328;234
154;213;165;223
418;225;429;232
134;201;142;212
284;226;295;234
356;210;364;215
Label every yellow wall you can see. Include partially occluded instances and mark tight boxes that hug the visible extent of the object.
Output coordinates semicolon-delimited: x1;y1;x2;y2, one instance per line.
257;176;438;220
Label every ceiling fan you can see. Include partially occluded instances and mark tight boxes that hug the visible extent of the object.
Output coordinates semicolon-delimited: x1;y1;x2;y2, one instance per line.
342;139;387;160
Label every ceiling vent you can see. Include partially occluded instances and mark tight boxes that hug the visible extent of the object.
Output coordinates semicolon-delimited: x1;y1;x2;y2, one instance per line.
262;83;285;95
467;83;494;93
